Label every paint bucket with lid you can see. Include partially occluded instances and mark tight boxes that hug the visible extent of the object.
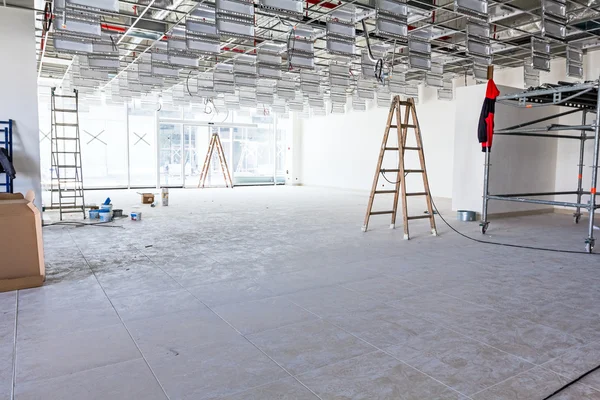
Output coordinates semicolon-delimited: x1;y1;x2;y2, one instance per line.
98;210;112;222
131;212;142;221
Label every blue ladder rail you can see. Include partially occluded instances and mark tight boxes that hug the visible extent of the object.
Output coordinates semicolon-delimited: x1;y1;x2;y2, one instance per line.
0;119;13;193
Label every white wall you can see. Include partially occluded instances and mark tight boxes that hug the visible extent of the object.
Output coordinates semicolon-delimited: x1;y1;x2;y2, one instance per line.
298;48;600;215
0;7;41;209
452;84;559;214
299;85;456;198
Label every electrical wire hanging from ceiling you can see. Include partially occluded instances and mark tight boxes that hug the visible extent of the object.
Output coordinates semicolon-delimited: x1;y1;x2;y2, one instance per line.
361;19;385;85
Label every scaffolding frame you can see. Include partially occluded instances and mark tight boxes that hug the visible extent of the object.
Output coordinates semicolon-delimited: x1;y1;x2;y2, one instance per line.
480;81;600;253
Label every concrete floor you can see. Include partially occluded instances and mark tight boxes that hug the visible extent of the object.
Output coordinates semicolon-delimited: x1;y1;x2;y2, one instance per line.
2;186;600;400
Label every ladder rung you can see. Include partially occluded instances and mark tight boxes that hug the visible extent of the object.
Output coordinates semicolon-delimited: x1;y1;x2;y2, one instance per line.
55;137;79;140
381;169;400;173
407;215;432;220
384;147;399;151
374;190;396;194
370;211;394;215
401;124;417;128
54;109;77;113
390;125;398;128
405;169;424;173
60;208;85;212
57;165;80;168
404;147;422;151
406;192;428;197
55;151;78;154
53;95;77;98
54;122;78;127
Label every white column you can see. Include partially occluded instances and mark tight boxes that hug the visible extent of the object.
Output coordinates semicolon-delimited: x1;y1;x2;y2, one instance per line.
0;6;41;209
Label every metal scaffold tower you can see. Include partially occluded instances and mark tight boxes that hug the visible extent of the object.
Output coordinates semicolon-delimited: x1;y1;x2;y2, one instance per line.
0;120;13;193
481;81;600;253
50;87;86;220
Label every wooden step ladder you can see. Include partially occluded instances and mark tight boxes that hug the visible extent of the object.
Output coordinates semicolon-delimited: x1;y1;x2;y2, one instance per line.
198;133;233;188
362;96;437;239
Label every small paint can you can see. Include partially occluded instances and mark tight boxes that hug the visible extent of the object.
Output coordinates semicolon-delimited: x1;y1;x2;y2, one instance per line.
131;212;142;221
161;188;169;207
113;209;123;218
89;210;100;219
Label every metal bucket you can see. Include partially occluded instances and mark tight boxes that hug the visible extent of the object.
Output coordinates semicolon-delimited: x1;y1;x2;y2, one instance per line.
457;210;477;222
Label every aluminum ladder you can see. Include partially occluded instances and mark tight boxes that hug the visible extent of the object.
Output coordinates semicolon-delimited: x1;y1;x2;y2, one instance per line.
50;88;86;220
362;96;437;239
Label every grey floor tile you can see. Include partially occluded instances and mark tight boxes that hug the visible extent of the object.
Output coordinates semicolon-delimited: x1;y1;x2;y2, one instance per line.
0;292;16;312
110;288;207;322
388;293;584;364
327;304;443;349
16;324;140;384
221;377;318;400
186;278;274;307
213;297;318;335
95;265;181;299
147;339;287;400
472;366;600;400
385;328;533;395
126;309;241;360
542;341;600;390
17;302;120;341
248;319;376;375
342;275;427;302
17;276;108;312
297;351;466;400
511;301;600;342
14;359;167;400
285;285;383;318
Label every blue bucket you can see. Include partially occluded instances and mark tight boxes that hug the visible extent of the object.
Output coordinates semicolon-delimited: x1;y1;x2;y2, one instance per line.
89;210;100;219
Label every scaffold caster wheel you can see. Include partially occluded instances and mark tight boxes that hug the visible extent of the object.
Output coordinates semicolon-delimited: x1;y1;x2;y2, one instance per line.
480;222;489;234
574;215;581;224
586;240;595;253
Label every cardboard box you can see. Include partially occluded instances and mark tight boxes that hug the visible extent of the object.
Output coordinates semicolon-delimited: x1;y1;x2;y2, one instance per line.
0;191;45;292
141;193;154;204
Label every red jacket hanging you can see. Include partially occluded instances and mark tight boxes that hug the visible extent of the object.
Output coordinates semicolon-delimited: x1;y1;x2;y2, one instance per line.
478;80;500;152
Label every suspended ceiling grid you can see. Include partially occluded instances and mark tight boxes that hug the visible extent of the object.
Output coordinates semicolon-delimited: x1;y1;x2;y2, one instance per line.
31;0;600;112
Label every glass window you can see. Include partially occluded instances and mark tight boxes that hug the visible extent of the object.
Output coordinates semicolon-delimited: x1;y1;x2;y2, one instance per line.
80;105;128;188
129;108;157;188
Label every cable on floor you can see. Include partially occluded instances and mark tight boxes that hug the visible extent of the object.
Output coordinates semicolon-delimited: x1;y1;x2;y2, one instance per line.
540;364;600;399
42;221;123;228
429;198;599;255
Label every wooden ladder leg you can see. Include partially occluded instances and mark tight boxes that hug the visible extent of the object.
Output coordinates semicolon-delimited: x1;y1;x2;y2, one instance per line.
391;98;410;230
200;135;216;188
362;97;397;232
217;135;233;188
409;99;438;236
214;135;229;188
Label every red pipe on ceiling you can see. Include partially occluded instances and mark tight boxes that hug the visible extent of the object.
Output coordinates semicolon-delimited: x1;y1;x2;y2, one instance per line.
305;0;341;10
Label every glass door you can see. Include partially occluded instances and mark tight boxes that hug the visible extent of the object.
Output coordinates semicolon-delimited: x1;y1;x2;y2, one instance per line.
183;124;209;187
159;122;183;187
